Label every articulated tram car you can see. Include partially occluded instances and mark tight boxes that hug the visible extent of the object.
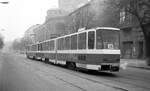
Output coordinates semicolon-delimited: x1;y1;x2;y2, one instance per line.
26;27;120;72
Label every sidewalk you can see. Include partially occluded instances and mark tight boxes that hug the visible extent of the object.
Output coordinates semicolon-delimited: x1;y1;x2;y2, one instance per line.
120;59;150;70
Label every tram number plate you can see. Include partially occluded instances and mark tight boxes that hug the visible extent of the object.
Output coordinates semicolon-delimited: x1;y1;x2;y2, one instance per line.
78;55;86;61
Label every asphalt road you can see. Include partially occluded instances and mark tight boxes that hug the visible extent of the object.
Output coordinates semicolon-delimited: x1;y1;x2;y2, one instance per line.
0;52;150;91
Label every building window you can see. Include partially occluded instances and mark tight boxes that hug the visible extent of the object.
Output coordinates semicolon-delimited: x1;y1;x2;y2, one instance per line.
120;9;126;24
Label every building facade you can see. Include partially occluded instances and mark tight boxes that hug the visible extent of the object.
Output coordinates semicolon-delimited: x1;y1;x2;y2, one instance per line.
44;16;67;39
45;9;68;22
33;16;67;43
33;25;46;43
24;24;41;43
66;0;120;33
31;0;89;42
119;0;145;59
59;0;88;12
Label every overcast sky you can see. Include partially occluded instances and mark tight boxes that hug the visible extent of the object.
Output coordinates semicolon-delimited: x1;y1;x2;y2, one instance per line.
0;0;58;41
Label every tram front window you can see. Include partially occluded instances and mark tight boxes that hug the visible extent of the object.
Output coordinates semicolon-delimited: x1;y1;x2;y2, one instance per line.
96;29;120;49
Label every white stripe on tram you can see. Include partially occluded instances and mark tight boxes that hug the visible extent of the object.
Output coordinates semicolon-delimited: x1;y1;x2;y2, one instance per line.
57;49;120;54
28;51;55;53
28;49;120;54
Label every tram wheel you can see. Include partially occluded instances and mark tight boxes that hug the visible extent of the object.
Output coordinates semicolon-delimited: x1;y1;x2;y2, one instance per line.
67;62;76;70
26;55;30;59
32;56;35;60
45;58;49;63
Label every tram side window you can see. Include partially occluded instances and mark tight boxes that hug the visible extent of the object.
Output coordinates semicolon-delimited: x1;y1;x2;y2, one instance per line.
57;38;64;50
29;46;31;51
45;42;48;50
31;45;33;51
78;32;86;49
57;39;61;50
96;30;103;49
62;38;65;50
65;36;70;50
71;35;77;50
47;41;50;50
44;42;47;50
60;38;64;50
88;31;95;49
49;40;54;50
45;42;47;50
35;44;38;51
41;43;43;51
33;45;37;51
30;46;32;51
39;43;43;51
31;45;36;51
42;43;45;51
42;42;45;51
38;44;40;51
35;45;37;51
31;45;34;51
47;41;51;50
41;43;44;51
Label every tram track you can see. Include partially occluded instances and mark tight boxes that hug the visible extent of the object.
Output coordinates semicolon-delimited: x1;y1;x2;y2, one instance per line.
58;64;150;91
42;63;150;91
20;58;127;91
35;66;127;91
13;54;150;91
68;72;129;91
15;56;125;91
69;71;150;91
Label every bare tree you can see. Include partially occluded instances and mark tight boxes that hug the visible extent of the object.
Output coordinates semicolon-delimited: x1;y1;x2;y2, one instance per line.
11;37;33;52
69;4;95;33
20;37;33;51
12;39;22;51
109;0;150;65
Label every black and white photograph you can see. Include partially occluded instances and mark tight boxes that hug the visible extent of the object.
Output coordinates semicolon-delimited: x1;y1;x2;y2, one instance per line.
0;0;150;91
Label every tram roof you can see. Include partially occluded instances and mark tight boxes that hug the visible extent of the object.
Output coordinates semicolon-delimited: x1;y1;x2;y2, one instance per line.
55;27;120;39
36;38;56;44
33;27;120;45
96;27;120;31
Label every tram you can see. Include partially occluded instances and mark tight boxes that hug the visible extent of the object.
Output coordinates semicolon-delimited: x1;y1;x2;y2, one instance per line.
26;27;120;72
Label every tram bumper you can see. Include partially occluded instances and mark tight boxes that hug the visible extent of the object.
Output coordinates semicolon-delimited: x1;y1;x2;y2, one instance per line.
76;63;120;72
100;63;120;72
86;63;120;72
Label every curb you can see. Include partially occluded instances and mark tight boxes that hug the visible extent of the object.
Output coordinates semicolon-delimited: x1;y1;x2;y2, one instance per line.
128;65;150;70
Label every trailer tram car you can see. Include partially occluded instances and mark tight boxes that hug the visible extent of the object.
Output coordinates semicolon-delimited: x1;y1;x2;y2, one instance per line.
26;27;120;72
